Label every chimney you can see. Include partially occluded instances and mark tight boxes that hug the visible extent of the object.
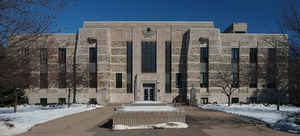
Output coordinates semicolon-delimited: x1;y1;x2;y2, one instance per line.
223;22;248;33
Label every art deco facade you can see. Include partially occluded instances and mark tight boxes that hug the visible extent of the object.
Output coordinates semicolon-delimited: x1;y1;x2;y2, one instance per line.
24;21;288;105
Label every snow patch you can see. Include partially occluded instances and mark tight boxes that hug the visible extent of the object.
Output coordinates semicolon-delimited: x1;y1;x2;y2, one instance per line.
113;122;188;130
199;104;300;134
0;104;102;136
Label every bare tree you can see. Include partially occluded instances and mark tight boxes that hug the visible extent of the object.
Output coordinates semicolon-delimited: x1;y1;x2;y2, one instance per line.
213;68;248;106
280;0;300;106
257;38;289;111
49;63;88;107
0;0;68;111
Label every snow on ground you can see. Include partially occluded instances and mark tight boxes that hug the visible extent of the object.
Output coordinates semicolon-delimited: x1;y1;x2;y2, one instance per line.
120;106;177;112
0;104;102;136
114;122;188;130
200;104;300;134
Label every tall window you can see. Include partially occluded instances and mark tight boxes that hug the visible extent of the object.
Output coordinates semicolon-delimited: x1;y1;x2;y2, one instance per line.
40;48;48;88
89;48;97;88
232;48;239;88
200;72;208;88
250;48;257;63
40;48;48;64
165;41;172;93
89;48;97;63
142;41;156;73
249;48;257;88
176;73;182;88
200;47;209;88
58;48;66;88
267;48;276;88
232;48;239;62
127;41;133;93
200;47;208;63
116;73;122;88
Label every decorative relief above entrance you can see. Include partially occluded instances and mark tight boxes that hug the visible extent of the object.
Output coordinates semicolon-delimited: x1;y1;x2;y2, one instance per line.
143;27;155;38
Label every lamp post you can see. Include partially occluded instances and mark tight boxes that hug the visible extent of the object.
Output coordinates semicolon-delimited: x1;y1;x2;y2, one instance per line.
87;38;98;94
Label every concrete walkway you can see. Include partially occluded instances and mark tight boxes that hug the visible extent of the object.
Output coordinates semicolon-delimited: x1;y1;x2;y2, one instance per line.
18;106;298;136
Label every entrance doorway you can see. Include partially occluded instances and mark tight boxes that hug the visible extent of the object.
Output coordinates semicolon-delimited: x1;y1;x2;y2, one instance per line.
143;83;155;101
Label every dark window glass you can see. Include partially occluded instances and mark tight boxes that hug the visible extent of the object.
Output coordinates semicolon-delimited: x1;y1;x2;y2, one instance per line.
165;41;172;93
200;47;209;62
232;98;239;103
59;48;66;64
89;73;97;88
127;41;133;93
89;48;97;63
40;98;47;106
201;98;209;104
88;98;97;104
40;73;48;88
250;48;257;63
116;73;122;88
249;63;257;88
249;80;257;88
40;48;47;64
58;48;66;88
142;41;156;73
58;72;66;88
267;48;276;88
232;72;239;88
176;73;182;88
200;72;209;88
232;48;239;63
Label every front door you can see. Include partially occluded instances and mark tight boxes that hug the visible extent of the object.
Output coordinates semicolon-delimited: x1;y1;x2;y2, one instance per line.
143;83;155;101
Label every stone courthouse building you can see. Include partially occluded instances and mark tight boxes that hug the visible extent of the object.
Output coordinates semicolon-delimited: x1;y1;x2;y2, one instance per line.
24;21;288;105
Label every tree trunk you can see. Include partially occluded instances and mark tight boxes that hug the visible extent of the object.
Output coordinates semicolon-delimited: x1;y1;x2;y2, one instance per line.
277;89;280;111
68;88;71;108
227;95;231;106
14;88;18;113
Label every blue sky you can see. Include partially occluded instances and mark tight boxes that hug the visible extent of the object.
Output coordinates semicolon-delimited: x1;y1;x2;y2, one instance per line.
55;0;299;34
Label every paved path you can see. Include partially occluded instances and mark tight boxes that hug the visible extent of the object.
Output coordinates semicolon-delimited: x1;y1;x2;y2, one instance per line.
19;106;298;136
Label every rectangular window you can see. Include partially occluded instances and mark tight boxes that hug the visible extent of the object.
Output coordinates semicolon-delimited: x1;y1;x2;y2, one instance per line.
89;47;97;88
89;48;97;63
200;47;208;62
40;73;48;88
200;72;209;88
88;98;97;104
40;48;48;64
116;73;122;88
142;41;156;73
201;98;209;104
58;48;66;88
232;98;239;104
127;41;133;93
165;41;172;93
232;72;239;88
176;73;182;88
232;48;239;63
59;48;66;64
250;48;257;63
40;98;47;106
249;63;257;88
267;48;276;88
